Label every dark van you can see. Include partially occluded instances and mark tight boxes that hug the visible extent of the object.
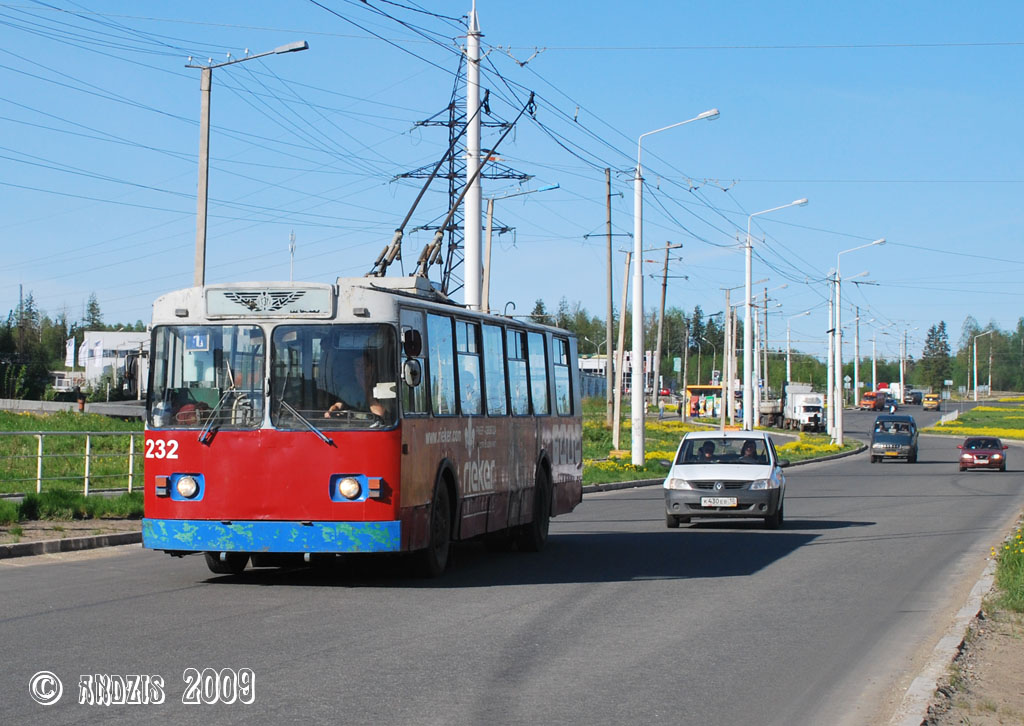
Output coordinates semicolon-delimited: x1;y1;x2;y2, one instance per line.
870;414;919;463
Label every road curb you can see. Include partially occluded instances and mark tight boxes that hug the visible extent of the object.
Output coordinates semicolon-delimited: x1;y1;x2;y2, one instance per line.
0;531;141;559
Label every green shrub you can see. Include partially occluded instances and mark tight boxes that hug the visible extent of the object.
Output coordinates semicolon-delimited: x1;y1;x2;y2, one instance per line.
18;493;40;521
13;490;142;521
0;499;19;525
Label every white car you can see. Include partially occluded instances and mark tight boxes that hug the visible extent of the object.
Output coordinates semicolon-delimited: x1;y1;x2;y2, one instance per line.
663;431;789;529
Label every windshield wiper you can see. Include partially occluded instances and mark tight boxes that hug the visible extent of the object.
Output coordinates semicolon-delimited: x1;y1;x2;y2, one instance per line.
277;398;335;447
198;388;236;445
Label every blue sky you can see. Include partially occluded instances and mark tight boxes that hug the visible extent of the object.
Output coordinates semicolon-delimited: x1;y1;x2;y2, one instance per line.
3;1;1023;360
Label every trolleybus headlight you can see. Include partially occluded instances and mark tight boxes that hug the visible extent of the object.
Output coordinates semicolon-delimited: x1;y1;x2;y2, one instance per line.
176;475;200;499
338;477;362;500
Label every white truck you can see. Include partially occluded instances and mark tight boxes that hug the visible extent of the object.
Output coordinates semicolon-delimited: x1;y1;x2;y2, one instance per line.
783;384;824;432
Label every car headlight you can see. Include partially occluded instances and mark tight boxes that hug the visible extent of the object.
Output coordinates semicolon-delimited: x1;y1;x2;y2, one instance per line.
749;478;778;490
961;453;973;460
992;454;1003;460
175;475;199;499
663;477;692;490
338;476;362;500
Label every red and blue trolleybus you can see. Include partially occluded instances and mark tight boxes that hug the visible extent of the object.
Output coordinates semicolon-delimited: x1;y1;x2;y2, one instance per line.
142;275;583;576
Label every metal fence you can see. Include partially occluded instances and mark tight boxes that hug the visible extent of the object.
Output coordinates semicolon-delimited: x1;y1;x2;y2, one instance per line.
0;431;143;496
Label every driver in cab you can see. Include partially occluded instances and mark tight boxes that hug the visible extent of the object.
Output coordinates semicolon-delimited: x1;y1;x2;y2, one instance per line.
325;351;386;419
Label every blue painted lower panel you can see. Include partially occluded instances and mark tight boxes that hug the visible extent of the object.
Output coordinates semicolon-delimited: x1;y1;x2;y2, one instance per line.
142;518;401;554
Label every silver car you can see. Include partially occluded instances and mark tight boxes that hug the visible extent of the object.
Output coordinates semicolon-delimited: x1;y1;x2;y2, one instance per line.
663;431;790;529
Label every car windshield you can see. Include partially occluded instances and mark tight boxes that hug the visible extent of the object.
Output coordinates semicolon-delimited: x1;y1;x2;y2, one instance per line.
966;438;999;450
676;438;769;465
149;325;265;430
270;324;398;430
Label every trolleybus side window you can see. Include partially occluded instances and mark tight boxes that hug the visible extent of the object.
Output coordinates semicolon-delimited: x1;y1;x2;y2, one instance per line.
507;329;530;416
527;331;549;415
400;308;429;415
427;313;456;416
270;324;398;430
482;323;507;416
149;325;264;429
456;319;482;415
553;336;573;416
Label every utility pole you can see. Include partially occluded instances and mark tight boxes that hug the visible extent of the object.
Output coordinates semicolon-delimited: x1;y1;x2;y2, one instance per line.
853;306;861;404
721;288;730;431
729;306;738;424
652;242;682;415
826;286;834;437
612;252;631;450
463;1;482;309
605;168;614;426
762;287;770;400
899;329;907;399
872;334;878;392
681;319;690;419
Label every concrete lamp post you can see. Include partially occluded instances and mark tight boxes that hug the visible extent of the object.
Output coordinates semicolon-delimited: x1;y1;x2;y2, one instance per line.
833;238;885;445
631;108;719;465
188;41;309;287
743;199;808;430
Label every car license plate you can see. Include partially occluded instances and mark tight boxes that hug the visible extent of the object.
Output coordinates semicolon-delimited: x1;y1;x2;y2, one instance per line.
701;497;737;508
885;451;900;457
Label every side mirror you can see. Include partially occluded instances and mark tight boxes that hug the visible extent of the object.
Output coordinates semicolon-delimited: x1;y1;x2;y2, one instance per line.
957;445;963;450
1004;445;1009;450
403;329;422;358
658;459;672;468
403;359;422;388
778;459;791;468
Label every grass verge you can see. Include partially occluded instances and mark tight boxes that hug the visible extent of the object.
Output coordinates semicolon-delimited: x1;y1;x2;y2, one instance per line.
581;397;858;486
4;491;143;522
924;400;1024;440
0;411;144;495
993;519;1024;612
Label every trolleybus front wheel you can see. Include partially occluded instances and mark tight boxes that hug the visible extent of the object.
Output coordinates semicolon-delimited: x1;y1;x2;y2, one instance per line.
204;551;249;575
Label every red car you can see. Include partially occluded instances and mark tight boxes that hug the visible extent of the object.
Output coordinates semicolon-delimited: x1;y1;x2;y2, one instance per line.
958;437;1008;472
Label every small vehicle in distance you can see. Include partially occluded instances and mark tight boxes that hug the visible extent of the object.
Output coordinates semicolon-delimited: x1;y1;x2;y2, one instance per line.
870;414;919;463
663;431;789;529
884;395;899;413
958;437;1008;472
859;391;885;411
922;393;940;411
904;390;923;405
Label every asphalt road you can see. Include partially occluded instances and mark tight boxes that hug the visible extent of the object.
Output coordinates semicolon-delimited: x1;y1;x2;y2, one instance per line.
2;404;1022;726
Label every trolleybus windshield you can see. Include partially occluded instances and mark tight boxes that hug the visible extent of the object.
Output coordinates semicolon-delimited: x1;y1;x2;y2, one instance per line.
270;323;398;430
149;325;264;430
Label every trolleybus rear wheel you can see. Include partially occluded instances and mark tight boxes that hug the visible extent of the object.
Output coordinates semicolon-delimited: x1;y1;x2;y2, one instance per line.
415;480;452;577
516;466;551;552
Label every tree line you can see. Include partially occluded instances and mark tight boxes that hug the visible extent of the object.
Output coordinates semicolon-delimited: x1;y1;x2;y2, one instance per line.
0;292;144;399
529;297;1024;396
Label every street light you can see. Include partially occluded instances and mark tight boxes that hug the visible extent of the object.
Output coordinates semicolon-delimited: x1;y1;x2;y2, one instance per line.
583;336;607;356
786;310;811;383
187;41;309;287
481;184;559;312
722;278;765;426
743;199;807;430
973;329;995;401
701;337;718;381
632;108;719;465
834;238;884;445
